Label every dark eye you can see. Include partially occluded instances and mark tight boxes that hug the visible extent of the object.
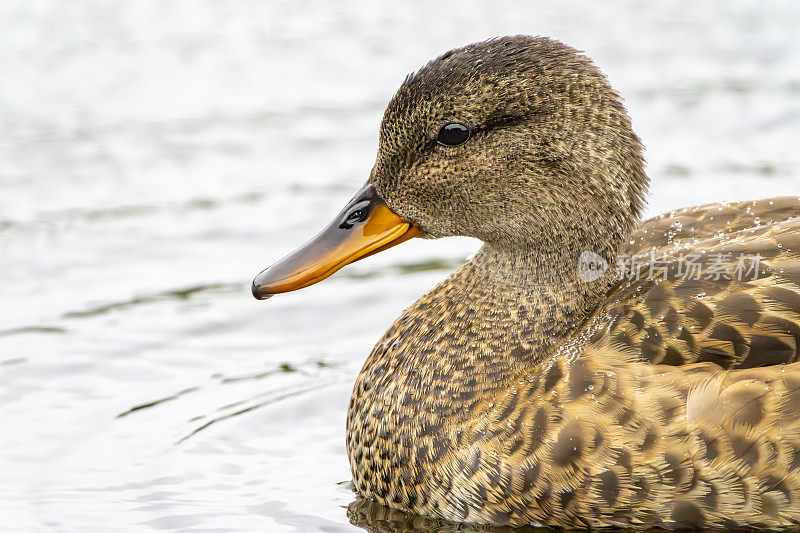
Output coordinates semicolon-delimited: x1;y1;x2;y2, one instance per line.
436;123;470;146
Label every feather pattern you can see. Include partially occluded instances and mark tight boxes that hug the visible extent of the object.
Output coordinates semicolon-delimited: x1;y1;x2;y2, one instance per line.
348;196;800;527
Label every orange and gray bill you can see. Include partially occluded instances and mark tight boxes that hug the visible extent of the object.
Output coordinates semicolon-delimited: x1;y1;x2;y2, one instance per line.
252;184;423;299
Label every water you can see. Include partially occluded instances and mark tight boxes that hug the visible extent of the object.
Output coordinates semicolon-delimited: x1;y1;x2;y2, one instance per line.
2;1;800;531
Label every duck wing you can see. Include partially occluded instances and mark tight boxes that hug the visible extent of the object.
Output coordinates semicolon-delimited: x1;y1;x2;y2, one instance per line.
599;196;800;369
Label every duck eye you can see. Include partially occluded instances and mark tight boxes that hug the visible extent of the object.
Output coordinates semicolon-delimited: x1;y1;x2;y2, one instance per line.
437;123;470;146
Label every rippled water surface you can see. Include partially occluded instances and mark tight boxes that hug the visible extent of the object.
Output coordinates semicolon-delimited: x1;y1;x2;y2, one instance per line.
3;1;800;531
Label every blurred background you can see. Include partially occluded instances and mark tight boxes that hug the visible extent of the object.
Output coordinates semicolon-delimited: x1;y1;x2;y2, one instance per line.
1;1;799;531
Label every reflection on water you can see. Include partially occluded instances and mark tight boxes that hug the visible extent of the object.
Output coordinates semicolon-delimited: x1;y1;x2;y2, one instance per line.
348;498;763;533
348;497;554;533
2;1;800;531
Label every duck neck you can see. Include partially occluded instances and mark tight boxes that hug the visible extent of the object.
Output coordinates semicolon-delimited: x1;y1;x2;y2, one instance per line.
475;242;612;289
376;239;620;383
467;242;619;352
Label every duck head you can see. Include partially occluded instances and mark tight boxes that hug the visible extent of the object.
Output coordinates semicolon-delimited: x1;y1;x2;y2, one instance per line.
253;35;648;299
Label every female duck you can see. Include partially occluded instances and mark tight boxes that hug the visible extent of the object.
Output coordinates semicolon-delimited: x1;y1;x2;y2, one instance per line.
253;36;800;529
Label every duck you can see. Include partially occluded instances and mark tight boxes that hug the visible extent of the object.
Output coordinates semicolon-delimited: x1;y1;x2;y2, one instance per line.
252;35;800;529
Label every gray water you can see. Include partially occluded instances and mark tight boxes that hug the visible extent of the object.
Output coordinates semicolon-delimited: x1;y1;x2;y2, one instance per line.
2;1;800;531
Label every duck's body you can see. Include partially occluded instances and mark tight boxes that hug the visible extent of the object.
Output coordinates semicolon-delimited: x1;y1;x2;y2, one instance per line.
253;36;800;529
348;197;800;528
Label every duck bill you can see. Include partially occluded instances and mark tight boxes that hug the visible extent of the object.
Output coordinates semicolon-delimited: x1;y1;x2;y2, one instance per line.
252;184;423;299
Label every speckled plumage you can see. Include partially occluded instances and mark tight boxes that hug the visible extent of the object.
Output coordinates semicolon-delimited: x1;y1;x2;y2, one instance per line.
342;36;800;529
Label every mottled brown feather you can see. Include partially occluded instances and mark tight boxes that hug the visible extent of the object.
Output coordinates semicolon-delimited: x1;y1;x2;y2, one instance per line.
604;197;800;370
